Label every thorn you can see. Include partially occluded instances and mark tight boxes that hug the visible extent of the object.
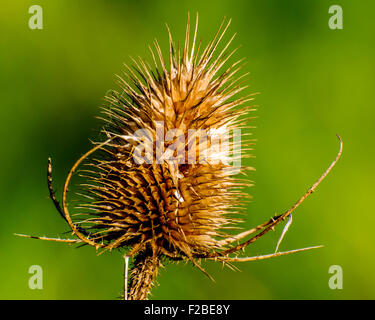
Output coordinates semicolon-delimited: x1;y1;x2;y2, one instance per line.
275;214;293;253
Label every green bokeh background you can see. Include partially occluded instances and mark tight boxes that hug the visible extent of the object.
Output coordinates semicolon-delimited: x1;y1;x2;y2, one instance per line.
1;0;374;299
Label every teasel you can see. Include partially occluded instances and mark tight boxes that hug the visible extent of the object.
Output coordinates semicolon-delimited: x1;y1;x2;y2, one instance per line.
17;13;342;300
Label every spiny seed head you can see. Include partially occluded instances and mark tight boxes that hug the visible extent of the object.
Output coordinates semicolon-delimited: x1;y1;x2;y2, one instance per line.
71;15;255;260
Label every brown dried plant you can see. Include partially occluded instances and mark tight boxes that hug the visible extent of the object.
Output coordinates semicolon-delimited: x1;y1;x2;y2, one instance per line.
16;14;342;300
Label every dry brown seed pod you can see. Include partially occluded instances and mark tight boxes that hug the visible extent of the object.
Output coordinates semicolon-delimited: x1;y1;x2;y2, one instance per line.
16;13;342;300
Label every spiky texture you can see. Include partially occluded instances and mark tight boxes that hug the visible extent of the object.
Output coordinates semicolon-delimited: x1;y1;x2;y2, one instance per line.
16;13;343;301
69;15;255;299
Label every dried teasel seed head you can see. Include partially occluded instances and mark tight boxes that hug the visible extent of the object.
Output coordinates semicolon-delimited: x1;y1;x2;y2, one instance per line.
64;15;255;298
72;17;253;252
17;13;343;301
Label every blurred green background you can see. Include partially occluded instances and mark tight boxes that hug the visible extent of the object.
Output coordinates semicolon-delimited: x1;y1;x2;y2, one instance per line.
1;0;374;299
